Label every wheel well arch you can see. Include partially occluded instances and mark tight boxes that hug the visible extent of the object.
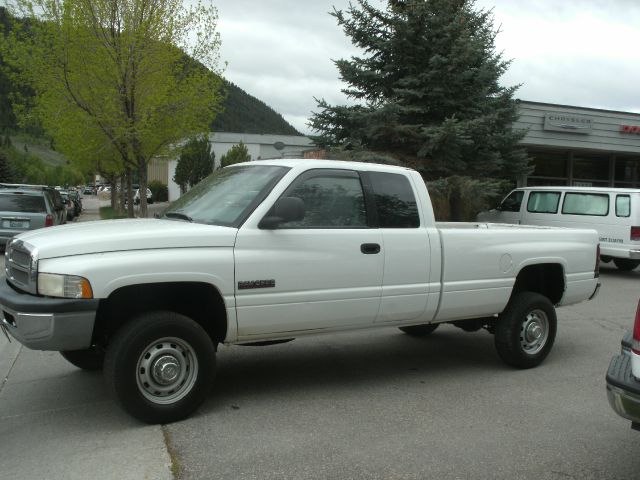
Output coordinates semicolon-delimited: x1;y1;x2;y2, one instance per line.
92;282;227;347
512;263;565;305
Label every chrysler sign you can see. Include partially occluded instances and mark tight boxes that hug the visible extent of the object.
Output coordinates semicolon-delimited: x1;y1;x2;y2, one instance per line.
543;113;593;134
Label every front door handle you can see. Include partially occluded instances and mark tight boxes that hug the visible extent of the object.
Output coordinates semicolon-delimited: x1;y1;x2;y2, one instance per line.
361;243;381;254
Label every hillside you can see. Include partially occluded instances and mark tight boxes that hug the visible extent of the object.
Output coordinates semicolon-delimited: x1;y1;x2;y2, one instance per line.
213;81;300;135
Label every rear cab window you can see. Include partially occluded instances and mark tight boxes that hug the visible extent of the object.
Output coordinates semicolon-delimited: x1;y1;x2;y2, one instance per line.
527;191;561;213
367;172;420;228
562;193;609;216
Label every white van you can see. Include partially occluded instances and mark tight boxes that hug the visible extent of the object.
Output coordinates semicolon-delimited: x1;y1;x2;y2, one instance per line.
478;186;640;271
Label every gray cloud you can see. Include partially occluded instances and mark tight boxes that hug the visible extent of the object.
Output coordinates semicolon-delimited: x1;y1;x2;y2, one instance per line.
209;0;640;134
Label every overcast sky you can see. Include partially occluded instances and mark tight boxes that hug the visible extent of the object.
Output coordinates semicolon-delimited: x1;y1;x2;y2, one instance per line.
212;0;640;135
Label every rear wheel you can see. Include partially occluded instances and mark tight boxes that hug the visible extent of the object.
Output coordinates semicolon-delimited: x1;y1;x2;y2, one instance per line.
104;311;216;424
613;258;640;271
495;292;557;369
399;323;439;337
61;346;105;371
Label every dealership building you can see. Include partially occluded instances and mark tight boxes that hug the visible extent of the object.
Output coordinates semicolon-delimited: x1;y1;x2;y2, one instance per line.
515;100;640;188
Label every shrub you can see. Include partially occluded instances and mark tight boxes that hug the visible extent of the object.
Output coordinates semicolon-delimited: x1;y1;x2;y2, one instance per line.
148;180;168;202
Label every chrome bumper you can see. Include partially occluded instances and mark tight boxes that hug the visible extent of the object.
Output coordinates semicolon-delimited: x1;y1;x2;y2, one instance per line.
606;353;640;429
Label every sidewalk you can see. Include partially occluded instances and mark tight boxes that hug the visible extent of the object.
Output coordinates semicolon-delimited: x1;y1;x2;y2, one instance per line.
0;196;174;480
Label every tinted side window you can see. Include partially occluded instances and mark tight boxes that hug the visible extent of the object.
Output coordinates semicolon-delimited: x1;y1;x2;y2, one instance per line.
368;172;419;228
500;191;524;212
280;171;367;228
616;195;631;218
562;193;609;216
527;192;561;213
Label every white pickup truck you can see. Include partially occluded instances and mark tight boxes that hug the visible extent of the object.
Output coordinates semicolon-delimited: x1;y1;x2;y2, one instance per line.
0;160;600;424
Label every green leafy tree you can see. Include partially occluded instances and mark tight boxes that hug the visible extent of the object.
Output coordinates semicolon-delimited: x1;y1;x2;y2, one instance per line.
220;141;251;168
310;0;529;220
3;0;224;217
173;136;214;192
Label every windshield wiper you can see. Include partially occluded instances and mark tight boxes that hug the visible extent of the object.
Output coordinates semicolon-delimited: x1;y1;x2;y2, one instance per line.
164;212;193;222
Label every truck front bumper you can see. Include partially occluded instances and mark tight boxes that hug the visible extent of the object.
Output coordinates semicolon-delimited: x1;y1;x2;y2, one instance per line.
0;280;99;351
606;351;640;429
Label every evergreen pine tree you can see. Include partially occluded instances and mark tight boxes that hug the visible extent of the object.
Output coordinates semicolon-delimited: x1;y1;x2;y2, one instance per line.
0;150;14;182
310;0;530;220
173;136;215;192
220;141;251;168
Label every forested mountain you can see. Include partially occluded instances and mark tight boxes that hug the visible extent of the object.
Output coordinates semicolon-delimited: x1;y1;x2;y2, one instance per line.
212;81;299;135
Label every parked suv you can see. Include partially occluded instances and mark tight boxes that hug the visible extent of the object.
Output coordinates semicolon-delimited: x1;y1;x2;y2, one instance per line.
0;189;57;248
0;183;67;224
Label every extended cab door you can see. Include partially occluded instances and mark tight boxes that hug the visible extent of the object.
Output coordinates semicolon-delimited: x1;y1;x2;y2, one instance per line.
234;169;384;339
365;171;434;324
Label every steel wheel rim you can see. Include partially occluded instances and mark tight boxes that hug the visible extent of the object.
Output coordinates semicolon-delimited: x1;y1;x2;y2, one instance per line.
519;309;549;355
136;337;199;405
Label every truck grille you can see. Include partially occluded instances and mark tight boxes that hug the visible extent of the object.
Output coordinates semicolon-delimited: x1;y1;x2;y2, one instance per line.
5;240;38;294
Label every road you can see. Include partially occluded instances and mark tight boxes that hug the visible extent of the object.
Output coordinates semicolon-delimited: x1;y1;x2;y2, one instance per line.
1;205;639;479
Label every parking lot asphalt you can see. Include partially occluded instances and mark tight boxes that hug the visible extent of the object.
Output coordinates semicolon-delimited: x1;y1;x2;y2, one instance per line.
1;201;640;480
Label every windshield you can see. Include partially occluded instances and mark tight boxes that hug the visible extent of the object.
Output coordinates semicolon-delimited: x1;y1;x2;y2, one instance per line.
162;165;290;227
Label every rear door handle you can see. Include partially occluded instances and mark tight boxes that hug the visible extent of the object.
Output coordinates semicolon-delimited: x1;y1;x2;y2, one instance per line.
361;243;381;254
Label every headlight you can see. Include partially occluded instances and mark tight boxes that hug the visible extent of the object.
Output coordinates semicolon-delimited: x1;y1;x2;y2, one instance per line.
38;273;93;299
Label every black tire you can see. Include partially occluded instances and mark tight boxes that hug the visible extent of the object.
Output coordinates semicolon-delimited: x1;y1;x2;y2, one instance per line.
399;323;439;337
613;258;640;271
495;292;557;369
104;311;216;424
60;346;105;371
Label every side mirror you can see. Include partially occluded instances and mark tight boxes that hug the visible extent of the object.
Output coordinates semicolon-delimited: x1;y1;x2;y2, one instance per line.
259;197;305;229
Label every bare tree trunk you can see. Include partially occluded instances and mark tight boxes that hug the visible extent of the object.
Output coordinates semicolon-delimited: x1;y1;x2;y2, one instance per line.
126;171;134;218
105;174;118;210
119;175;127;213
138;159;148;218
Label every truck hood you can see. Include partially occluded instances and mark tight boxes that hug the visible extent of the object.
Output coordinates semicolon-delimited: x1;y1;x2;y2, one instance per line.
14;219;238;259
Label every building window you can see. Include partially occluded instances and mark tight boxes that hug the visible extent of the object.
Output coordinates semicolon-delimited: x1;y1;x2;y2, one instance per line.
614;157;640;187
572;153;610;186
531;151;568;178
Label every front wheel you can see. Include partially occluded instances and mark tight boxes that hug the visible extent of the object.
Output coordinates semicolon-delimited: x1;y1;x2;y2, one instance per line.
495;292;557;369
104;311;216;424
613;258;640;271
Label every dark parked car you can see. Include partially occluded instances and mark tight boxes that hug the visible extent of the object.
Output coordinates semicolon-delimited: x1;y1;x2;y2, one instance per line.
68;190;82;216
59;190;76;221
0;189;57;248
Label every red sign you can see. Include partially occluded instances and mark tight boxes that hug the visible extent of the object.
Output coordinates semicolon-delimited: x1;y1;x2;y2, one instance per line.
621;125;640;134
